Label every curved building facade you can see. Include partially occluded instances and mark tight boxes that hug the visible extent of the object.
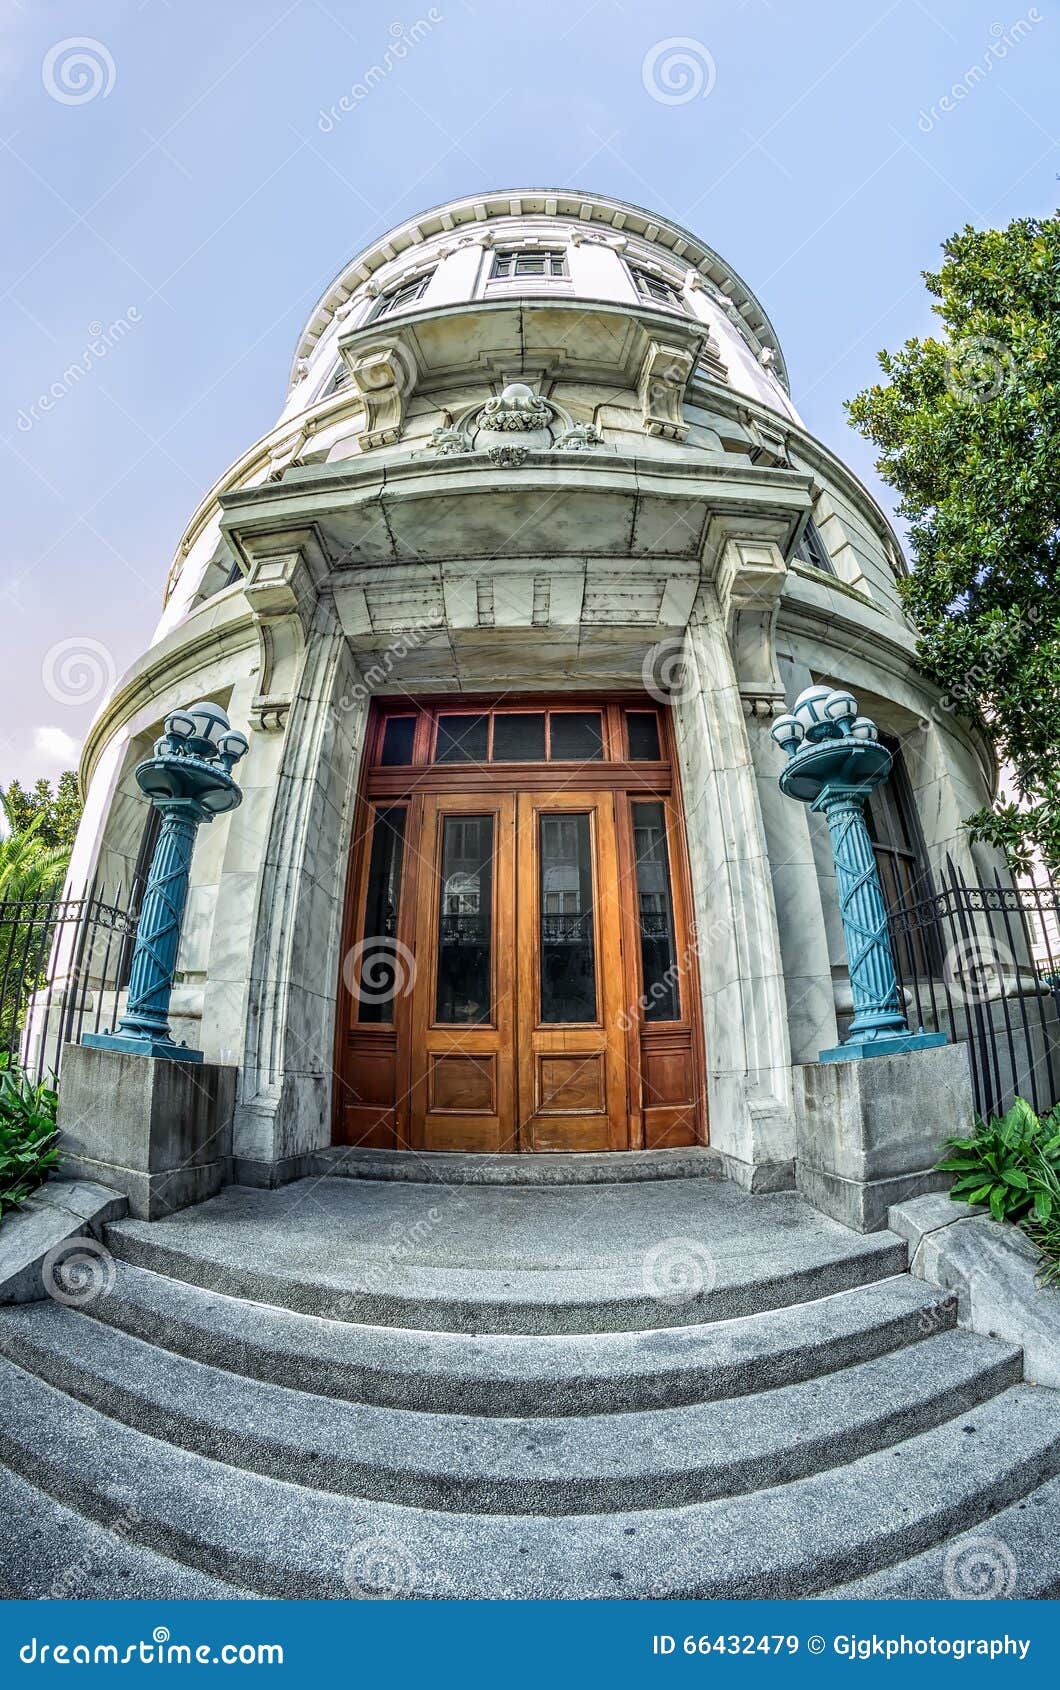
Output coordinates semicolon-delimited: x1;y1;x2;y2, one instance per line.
66;189;996;1190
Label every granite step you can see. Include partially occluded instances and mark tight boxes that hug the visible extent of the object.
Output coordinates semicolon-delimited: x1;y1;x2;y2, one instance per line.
310;1146;728;1186
820;1473;1060;1600
103;1216;906;1331
0;1305;1019;1514
0;1355;1056;1598
78;1259;959;1415
0;1465;251;1601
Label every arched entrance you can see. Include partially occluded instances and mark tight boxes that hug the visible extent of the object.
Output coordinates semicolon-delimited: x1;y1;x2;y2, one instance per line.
334;697;706;1152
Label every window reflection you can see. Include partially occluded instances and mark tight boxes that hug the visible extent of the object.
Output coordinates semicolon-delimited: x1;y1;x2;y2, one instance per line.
435;815;494;1023
539;813;597;1023
358;808;407;1024
632;802;679;1021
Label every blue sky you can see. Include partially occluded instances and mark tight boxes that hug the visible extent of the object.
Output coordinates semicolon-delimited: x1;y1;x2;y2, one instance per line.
1;0;1056;789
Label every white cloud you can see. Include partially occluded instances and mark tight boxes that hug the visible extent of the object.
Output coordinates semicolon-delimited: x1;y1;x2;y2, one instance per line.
33;725;80;763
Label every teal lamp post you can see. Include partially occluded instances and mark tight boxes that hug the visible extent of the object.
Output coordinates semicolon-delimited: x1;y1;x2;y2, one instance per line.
771;686;945;1063
82;701;249;1064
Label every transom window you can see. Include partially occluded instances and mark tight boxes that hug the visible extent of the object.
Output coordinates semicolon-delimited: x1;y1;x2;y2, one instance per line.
490;248;569;280
370;270;435;321
369;702;666;768
628;265;683;310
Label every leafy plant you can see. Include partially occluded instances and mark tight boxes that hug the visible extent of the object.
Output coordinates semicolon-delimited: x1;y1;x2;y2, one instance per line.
847;213;1060;871
0;1066;59;1220
936;1097;1060;1223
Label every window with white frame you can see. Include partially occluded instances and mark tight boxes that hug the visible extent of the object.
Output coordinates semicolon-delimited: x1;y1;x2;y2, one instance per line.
369;269;435;321
627;264;684;310
489;248;569;281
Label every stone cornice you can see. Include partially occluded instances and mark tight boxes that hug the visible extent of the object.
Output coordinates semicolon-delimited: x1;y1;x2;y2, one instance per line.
218;449;814;575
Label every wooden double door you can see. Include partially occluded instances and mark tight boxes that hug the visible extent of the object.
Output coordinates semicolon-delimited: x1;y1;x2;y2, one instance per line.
334;698;706;1154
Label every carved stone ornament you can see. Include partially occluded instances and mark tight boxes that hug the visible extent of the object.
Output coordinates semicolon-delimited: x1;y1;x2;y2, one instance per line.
555;421;603;452
638;341;694;441
486;444;530;467
427;420;468;456
342;341;417;449
479;382;553;433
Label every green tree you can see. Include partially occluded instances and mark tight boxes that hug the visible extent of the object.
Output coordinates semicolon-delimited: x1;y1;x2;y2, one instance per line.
0;793;72;1056
0;796;70;903
2;772;82;852
847;213;1060;873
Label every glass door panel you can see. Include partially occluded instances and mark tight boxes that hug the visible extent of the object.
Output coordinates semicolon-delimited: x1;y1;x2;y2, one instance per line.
435;814;494;1024
409;794;515;1153
357;807;407;1025
516;792;628;1152
631;801;680;1022
539;813;597;1023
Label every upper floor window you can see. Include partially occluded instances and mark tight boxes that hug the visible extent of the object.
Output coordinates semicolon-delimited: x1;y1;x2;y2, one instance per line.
490;248;568;280
793;517;835;576
628;265;683;310
370;269;435;321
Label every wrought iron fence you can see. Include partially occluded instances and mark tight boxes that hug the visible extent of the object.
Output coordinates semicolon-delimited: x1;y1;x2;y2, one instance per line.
887;855;1060;1122
0;885;137;1083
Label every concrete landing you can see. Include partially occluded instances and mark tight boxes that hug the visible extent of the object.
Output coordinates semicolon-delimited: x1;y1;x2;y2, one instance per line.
104;1176;907;1334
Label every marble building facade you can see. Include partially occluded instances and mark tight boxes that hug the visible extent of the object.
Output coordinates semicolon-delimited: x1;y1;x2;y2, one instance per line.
60;189;997;1193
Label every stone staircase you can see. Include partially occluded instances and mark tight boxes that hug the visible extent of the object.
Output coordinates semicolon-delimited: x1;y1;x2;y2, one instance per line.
1;1173;1058;1600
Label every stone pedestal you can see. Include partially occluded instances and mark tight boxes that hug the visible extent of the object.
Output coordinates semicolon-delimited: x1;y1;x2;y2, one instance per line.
57;1044;236;1219
792;1043;973;1232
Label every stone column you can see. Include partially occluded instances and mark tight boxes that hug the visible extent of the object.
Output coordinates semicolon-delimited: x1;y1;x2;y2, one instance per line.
671;586;795;1189
715;534;838;1067
232;581;368;1184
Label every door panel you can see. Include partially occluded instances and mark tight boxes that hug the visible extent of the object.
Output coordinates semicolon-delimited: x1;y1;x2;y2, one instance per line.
335;698;707;1154
336;801;413;1149
516;792;628;1151
410;794;516;1152
619;793;703;1149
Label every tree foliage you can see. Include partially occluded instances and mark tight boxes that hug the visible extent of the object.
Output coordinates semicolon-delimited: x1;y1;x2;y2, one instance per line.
0;796;71;904
2;773;82;852
847;213;1060;872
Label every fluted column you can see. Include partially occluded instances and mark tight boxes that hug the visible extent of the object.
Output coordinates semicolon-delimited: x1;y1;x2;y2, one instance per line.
814;786;906;1041
120;801;201;1041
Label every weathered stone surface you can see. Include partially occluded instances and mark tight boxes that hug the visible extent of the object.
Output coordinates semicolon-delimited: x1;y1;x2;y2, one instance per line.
793;1043;974;1231
894;1202;1060;1390
57;1044;235;1220
886;1191;982;1254
0;1180;126;1305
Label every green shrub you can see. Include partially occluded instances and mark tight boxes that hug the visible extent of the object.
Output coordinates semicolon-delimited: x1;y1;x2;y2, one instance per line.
936;1097;1060;1283
1022;1154;1060;1287
0;1067;59;1220
936;1097;1060;1223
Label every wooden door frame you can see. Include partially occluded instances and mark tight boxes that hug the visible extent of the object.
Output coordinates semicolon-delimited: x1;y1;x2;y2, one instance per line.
332;692;708;1151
